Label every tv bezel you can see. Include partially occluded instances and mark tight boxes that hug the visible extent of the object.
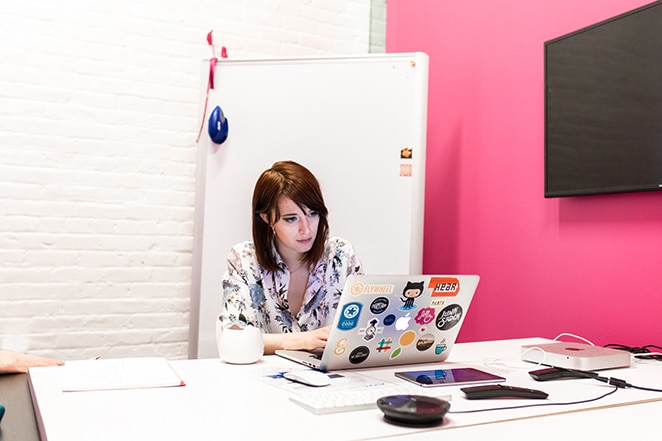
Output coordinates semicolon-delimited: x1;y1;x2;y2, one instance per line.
544;1;662;198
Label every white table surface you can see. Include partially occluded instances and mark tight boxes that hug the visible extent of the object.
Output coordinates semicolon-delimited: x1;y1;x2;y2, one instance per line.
27;337;662;440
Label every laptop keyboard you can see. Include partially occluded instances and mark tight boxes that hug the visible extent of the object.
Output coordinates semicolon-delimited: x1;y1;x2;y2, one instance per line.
289;383;451;415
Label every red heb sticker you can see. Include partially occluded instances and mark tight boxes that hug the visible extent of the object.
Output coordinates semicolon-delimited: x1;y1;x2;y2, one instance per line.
429;277;460;297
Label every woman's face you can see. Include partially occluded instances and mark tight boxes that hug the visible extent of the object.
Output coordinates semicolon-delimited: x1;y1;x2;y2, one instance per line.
269;196;319;259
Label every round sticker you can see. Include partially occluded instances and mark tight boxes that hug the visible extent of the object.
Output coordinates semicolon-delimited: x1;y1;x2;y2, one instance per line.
349;282;365;296
416;333;435;351
370;296;390;314
383;314;396;326
399;330;417;346
349;346;370;365
435;304;464;331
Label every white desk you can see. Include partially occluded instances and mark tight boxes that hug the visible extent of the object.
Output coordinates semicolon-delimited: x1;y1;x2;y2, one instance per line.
27;338;662;440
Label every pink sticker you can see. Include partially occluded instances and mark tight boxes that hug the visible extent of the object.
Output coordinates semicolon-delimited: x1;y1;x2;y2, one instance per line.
415;307;436;325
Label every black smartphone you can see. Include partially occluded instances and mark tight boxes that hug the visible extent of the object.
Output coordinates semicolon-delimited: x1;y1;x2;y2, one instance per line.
394;367;506;388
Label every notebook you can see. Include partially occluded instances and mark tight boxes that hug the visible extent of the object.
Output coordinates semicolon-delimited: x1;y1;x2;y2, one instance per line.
276;274;480;371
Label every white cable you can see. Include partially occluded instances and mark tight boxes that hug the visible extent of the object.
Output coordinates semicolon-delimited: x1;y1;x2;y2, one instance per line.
483;333;618;374
553;333;595;346
483;346;548;374
632;352;662;364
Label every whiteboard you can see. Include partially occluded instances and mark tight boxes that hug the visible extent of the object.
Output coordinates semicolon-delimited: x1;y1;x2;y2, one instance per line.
189;53;429;358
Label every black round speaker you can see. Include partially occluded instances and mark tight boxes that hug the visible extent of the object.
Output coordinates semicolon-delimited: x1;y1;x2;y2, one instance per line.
376;394;450;426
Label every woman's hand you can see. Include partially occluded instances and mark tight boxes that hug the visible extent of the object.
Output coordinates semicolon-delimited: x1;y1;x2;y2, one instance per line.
0;350;63;374
294;326;330;351
262;326;331;355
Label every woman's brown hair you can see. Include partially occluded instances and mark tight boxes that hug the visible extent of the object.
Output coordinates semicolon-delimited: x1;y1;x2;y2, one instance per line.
252;161;329;272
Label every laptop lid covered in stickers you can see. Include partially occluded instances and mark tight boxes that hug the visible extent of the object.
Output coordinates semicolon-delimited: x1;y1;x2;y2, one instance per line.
276;274;480;371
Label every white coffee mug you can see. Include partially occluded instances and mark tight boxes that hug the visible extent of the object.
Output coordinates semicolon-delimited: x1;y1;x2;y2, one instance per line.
216;321;264;364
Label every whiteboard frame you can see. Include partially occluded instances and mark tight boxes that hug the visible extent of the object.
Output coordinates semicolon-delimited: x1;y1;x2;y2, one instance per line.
189;53;429;358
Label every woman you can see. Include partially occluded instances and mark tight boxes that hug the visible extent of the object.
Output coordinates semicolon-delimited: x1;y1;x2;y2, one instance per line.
219;160;363;354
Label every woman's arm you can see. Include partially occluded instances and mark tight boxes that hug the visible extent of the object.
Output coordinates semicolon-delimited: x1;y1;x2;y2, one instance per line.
0;350;62;374
262;326;330;355
219;245;263;329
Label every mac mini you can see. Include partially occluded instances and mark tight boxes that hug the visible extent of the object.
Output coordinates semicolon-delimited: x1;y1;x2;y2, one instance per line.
521;342;631;371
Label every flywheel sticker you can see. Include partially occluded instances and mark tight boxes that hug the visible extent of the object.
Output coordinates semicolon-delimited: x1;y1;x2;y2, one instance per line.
350;282;394;296
349;282;365;296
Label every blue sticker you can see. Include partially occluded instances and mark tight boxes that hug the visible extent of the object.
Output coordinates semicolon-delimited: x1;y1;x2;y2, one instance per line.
338;302;362;330
435;339;448;355
383;314;396;326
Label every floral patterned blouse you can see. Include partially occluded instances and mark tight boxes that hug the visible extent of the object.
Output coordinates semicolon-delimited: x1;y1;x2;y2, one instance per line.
220;237;363;333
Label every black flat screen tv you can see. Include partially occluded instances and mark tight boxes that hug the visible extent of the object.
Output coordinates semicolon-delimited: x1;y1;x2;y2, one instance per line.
544;1;662;198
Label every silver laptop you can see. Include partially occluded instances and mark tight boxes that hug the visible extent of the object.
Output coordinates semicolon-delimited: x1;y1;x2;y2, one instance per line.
276;274;480;371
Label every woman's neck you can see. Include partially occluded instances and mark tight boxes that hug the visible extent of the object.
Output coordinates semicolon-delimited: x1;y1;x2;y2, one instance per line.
275;241;306;273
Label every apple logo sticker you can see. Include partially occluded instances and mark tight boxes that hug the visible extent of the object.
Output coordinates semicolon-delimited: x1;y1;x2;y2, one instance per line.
395;313;411;331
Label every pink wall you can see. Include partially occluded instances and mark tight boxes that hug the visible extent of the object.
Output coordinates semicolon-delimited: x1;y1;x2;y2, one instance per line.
387;0;662;347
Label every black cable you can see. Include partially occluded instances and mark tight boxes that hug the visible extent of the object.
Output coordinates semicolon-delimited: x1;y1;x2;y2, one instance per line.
604;343;662;361
629;384;662;393
453;364;662;415
449;387;619;414
562;367;662;393
593;374;662;392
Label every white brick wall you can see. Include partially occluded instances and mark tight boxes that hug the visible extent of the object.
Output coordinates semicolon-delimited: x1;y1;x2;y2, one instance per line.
0;0;375;360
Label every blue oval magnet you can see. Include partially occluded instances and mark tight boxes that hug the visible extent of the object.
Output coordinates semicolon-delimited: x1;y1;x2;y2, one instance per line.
208;105;229;144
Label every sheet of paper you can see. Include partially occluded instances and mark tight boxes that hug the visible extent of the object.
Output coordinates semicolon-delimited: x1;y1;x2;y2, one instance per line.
62;357;185;392
257;365;392;395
